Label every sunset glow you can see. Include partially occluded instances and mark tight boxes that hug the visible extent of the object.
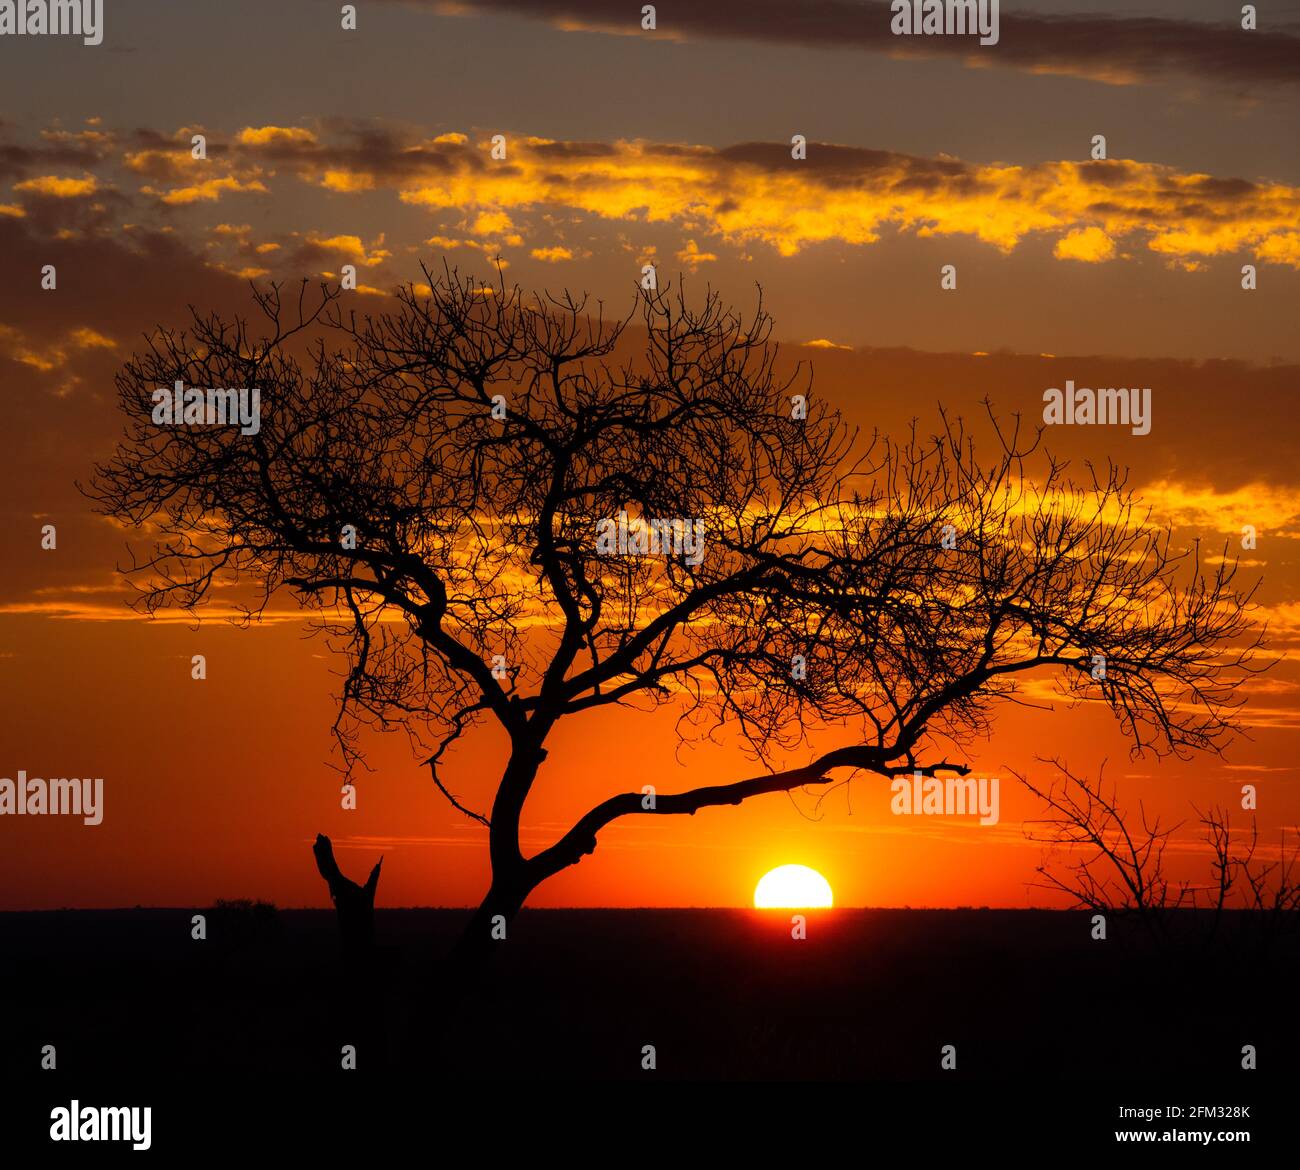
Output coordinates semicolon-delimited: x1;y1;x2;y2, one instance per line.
754;865;834;909
0;0;1296;920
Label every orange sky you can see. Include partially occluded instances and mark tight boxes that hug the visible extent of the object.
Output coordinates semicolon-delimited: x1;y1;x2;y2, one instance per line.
3;344;1296;910
1;0;1297;910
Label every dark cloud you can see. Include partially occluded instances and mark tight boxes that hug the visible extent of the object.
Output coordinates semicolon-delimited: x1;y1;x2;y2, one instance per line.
529;140;620;159
0;136;107;181
238;121;480;181
415;0;1300;88
1186;177;1256;200
717;142;975;190
11;190;127;238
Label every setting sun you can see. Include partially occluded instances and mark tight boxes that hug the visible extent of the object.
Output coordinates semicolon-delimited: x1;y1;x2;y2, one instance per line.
753;865;834;909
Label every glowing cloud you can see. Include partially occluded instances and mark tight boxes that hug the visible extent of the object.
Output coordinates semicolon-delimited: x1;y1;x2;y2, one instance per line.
13;175;98;198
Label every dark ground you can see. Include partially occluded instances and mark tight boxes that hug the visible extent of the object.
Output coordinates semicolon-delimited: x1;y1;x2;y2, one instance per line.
0;908;1294;1081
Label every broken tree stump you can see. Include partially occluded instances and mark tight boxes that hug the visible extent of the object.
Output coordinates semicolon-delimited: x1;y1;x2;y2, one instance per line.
313;833;382;963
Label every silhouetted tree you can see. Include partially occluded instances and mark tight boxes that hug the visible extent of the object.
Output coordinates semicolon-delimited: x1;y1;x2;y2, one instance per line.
1018;758;1188;941
88;266;1262;959
1020;758;1297;951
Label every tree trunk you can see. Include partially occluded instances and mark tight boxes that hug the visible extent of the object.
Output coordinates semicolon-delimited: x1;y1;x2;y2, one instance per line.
448;872;533;972
313;833;382;967
443;744;547;969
